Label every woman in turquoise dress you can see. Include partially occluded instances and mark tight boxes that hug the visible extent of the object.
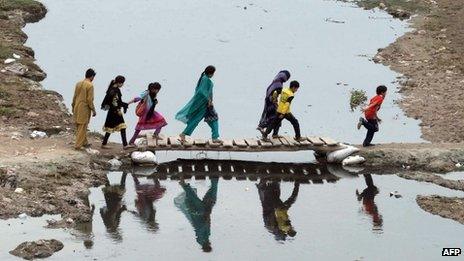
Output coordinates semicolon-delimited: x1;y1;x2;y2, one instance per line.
176;65;222;143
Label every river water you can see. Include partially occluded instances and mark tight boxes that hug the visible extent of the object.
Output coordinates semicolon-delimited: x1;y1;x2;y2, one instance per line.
1;169;463;260
23;0;423;155
5;1;452;260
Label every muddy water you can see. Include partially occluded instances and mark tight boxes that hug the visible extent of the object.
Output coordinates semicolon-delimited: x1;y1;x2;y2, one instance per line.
24;0;423;154
1;167;463;260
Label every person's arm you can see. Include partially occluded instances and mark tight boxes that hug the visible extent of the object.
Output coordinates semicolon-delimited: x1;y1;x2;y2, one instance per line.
283;182;300;207
71;83;78;111
87;84;96;117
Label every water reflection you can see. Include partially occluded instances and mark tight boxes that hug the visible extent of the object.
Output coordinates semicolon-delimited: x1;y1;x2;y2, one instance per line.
257;180;299;241
131;176;166;232
356;174;383;232
100;172;128;241
174;178;219;252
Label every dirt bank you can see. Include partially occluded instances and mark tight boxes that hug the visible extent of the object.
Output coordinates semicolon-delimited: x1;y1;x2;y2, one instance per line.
398;171;464;191
359;143;464;172
417;195;464;224
0;1;111;226
353;0;464;143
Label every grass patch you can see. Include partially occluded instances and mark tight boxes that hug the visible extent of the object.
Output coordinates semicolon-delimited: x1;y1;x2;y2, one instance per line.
0;0;43;13
350;89;367;111
0;44;12;59
0;107;16;116
0;88;10;99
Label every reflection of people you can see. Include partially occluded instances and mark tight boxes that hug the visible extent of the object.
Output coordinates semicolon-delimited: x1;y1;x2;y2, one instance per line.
174;178;219;252
257;180;299;241
100;172;127;241
356;174;383;230
132;175;166;231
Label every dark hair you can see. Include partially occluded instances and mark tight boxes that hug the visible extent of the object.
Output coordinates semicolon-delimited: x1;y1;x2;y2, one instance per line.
290;80;300;88
204;65;216;76
376;85;387;95
148;82;161;91
106;75;125;93
85;68;96;78
281;70;291;80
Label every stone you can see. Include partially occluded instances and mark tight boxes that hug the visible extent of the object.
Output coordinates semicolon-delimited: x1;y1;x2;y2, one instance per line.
4;58;15;64
5;63;28;75
9;239;64;260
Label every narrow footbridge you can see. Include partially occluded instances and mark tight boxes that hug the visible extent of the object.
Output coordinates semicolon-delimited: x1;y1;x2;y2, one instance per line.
146;134;342;154
132;159;346;183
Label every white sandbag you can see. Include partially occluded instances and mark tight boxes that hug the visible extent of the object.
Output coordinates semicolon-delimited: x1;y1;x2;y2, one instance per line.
108;158;122;170
85;148;100;155
13;53;21;59
131;151;157;165
342;155;366;166
30;130;47;139
134;138;147;147
327;145;360;163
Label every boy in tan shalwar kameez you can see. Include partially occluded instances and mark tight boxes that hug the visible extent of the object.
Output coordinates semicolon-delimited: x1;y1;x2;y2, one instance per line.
72;69;97;150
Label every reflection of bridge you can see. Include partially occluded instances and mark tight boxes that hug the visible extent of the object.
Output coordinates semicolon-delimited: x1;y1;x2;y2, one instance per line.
131;159;360;183
145;135;341;154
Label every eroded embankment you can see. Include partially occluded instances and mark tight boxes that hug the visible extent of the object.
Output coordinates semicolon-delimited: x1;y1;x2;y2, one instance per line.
0;1;107;227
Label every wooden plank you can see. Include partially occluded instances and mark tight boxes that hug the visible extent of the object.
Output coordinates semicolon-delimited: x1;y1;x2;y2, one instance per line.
279;137;292;146
233;139;248;148
194;138;207;146
168;136;182;147
284;136;301;146
157;135;168;147
307;136;324;146
182;137;194;147
270;138;283;147
298;138;311;146
147;133;156;147
223;139;234;148
244;138;259;148
320;137;338;146
259;138;273;148
208;139;221;148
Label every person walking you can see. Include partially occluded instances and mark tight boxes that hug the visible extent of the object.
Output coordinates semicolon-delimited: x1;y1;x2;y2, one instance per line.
175;65;222;143
257;70;291;136
101;75;133;149
72;68;97;150
127;82;168;145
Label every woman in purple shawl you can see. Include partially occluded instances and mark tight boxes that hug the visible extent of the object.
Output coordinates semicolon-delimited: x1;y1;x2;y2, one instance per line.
257;70;291;135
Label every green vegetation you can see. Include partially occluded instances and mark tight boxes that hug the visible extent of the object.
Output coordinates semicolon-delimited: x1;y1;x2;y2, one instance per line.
0;44;11;59
0;0;43;13
350;89;367;111
0;107;16;116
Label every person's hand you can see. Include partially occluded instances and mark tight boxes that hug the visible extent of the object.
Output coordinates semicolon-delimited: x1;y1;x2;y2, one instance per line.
278;114;284;119
92;111;96;117
361;106;367;112
377;118;382;123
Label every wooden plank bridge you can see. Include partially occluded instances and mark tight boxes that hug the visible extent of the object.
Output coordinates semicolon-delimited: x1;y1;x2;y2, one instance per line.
131;159;347;183
145;134;342;154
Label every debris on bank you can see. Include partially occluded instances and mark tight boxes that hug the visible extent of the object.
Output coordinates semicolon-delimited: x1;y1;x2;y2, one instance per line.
9;239;64;260
349;89;367;111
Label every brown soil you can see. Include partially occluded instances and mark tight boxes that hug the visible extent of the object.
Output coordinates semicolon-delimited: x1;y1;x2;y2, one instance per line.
359;142;464;172
397;171;464;191
417;195;464;224
361;0;464;142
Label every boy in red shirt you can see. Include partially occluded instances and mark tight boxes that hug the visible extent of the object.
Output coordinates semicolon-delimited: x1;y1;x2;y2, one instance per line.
357;85;387;147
